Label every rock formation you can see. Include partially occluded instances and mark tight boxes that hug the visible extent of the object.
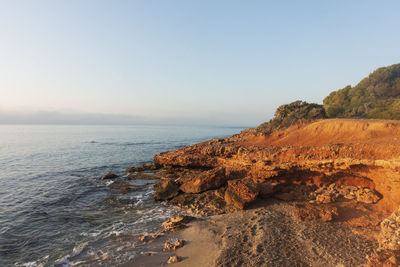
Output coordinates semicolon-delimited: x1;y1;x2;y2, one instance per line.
148;118;400;265
154;119;400;217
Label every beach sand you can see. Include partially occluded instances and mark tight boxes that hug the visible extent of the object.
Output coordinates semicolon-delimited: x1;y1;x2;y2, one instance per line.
172;199;377;267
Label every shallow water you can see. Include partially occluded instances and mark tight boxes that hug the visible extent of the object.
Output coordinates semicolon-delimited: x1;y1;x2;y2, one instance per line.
0;124;243;266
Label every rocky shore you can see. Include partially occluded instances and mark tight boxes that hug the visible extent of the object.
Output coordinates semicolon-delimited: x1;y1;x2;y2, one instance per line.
116;118;400;266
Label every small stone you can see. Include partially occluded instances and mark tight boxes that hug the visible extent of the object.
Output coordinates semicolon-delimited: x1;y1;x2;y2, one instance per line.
139;235;151;242
167;255;181;264
101;172;118;179
101;254;113;261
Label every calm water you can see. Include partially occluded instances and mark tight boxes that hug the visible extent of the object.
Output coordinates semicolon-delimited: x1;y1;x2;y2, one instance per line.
0;125;243;266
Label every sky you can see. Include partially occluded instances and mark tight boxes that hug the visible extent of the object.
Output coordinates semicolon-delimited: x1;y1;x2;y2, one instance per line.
1;0;400;126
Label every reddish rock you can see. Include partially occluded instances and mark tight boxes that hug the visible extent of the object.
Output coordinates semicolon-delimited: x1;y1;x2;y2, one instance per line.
293;203;339;222
138;235;150;242
167;255;181;264
315;194;335;204
224;179;259;209
367;249;400;267
138;234;159;242
162;215;194;231
164;239;185;251
179;167;227;193
355;189;381;204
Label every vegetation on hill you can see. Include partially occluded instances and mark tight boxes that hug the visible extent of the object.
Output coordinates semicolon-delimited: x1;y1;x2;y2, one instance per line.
256;101;326;134
323;63;400;119
256;63;400;135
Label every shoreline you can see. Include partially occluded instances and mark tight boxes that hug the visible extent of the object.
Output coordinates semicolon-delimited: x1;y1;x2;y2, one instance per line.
120;118;400;266
120;199;378;266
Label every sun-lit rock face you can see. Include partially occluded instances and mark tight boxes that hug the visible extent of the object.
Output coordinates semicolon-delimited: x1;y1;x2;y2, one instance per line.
154;119;400;215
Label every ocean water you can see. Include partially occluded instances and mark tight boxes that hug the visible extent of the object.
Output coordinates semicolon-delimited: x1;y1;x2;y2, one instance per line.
0;124;243;266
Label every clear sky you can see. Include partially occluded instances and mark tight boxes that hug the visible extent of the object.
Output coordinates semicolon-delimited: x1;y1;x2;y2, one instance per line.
1;0;400;126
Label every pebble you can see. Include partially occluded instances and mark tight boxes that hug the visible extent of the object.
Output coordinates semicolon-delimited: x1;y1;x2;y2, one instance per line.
167;255;181;264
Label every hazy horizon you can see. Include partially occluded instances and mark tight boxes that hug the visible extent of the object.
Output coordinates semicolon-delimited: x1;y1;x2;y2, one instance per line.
2;1;400;125
0;108;252;127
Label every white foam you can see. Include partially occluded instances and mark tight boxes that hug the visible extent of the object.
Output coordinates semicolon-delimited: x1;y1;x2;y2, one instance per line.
71;242;88;257
80;230;101;237
54;254;70;266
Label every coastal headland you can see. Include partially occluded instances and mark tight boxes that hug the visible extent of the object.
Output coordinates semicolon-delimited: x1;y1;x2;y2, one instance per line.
120;63;400;266
136;118;400;266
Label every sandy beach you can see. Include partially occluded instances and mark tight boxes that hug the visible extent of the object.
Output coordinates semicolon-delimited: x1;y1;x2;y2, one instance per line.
172;199;377;267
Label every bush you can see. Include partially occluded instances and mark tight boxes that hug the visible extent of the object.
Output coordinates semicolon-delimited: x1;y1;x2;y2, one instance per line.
323;63;400;119
256;101;326;134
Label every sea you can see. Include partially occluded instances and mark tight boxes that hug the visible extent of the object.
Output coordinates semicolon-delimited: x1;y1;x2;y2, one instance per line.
0;124;243;267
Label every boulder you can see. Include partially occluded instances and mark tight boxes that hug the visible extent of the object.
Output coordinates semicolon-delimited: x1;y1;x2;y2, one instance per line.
179;167;227;193
224;179;259;209
355;188;381;204
293;203;339;222
101;172;118;179
154;180;180;201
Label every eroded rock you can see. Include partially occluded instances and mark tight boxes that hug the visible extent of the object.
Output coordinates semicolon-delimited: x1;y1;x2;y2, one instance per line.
170;189;227;215
367;249;400;267
311;184;381;204
355;188;381;204
225;179;259;209
162;215;194;232
379;208;400;250
293;203;339;222
179;167;227;193
154;180;180;201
